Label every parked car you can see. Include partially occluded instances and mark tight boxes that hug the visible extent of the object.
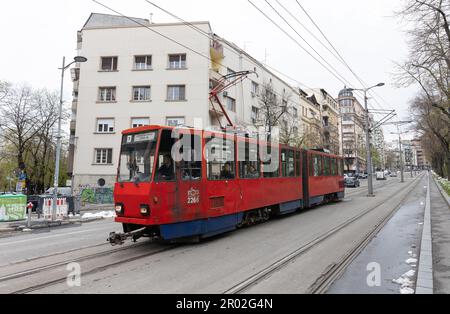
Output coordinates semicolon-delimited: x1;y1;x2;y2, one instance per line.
390;172;398;177
345;175;361;188
359;173;368;179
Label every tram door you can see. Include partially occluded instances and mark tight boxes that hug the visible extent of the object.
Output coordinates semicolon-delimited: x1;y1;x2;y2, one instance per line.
174;132;203;220
155;130;203;221
204;136;239;217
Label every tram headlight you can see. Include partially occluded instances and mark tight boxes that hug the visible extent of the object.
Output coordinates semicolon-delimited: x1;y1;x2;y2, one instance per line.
115;204;124;215
140;205;150;216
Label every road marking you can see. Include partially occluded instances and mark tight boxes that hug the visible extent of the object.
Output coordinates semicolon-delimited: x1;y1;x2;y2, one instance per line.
0;224;116;247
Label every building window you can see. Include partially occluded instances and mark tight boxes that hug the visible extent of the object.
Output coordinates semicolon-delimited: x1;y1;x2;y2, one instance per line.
251;81;259;96
96;118;115;133
293;107;298;118
251;106;259;124
167;85;186;101
131;118;150;128
226;96;236;112
134;55;152;70
101;57;118;71
98;87;116;102
132;86;151;101
166;117;185;127
168;54;186;69
95;149;113;165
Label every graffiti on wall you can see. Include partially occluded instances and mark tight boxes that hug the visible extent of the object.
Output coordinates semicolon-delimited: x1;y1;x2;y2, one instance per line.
77;186;114;205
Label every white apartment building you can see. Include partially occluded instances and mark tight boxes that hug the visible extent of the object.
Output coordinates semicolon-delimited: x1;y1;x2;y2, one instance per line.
69;13;307;188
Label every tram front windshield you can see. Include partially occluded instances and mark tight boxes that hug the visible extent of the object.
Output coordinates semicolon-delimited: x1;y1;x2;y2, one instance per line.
118;131;158;183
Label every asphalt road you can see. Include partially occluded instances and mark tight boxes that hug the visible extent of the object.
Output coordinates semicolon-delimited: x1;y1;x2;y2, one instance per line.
0;175;419;294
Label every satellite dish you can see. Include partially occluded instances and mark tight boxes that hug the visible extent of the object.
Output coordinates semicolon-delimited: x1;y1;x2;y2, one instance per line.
98;178;106;187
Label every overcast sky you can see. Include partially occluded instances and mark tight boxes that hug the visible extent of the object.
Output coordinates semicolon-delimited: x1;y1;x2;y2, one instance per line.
0;0;419;141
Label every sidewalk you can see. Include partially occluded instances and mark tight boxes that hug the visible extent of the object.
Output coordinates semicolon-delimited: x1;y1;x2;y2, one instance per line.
0;205;115;235
430;175;450;294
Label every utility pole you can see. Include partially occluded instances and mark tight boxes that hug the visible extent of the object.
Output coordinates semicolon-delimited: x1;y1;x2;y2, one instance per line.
348;83;385;197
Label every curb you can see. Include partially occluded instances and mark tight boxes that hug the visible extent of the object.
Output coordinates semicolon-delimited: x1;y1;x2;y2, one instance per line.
416;172;434;294
0;227;16;234
0;217;105;234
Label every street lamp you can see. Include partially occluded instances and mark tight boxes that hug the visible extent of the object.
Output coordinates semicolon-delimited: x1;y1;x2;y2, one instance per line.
52;56;87;221
348;83;385;197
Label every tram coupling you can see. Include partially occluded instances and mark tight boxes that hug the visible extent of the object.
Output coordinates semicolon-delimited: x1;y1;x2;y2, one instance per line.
107;228;147;246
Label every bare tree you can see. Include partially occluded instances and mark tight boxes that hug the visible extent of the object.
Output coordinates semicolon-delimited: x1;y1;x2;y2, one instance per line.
254;81;306;147
396;0;450;119
0;84;68;193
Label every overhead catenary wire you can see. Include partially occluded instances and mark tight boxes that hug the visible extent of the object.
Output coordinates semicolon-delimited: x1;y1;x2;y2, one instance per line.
248;0;381;112
91;0;318;111
143;0;316;93
294;0;388;111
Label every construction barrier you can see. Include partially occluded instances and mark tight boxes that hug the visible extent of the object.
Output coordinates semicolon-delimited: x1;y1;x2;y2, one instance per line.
42;197;68;221
0;194;27;222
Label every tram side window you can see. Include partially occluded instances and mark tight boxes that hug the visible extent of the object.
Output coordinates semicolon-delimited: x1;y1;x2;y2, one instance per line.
281;149;295;177
178;134;202;181
331;158;338;176
339;159;344;176
156;130;176;181
323;157;331;176
238;141;260;179
206;137;235;180
295;151;301;177
262;146;280;178
310;155;322;177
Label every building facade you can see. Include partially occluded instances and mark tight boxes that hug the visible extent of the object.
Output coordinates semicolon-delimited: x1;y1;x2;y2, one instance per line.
69;13;315;188
337;87;366;173
308;89;341;155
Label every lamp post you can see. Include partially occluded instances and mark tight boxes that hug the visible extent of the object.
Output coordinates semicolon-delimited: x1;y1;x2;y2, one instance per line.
348;83;385;197
52;56;87;221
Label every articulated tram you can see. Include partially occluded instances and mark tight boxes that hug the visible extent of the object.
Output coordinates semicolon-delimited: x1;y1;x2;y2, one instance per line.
109;125;344;244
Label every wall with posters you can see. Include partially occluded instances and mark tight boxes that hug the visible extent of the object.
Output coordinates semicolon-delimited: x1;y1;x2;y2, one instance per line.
0;194;26;221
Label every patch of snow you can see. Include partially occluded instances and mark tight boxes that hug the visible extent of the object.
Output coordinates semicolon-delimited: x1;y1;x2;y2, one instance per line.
406;258;418;265
403;270;416;278
393;270;416;294
82;211;116;219
400;287;414;294
408;251;413;255
418;222;424;225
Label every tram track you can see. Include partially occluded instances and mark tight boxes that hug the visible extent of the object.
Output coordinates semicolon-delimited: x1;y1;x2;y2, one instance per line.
223;174;423;294
0;241;179;294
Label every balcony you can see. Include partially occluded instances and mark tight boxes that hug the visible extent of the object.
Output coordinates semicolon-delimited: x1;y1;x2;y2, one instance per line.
210;39;224;72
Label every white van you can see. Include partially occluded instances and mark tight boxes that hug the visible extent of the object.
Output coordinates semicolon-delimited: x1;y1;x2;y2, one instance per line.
376;171;387;180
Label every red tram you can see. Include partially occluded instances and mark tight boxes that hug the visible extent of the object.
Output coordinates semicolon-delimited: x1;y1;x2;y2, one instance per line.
109;125;345;244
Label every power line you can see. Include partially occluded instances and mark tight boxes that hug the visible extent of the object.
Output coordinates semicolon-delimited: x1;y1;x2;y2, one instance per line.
248;0;376;109
263;0;355;89
90;0;316;112
295;0;388;111
143;0;312;90
247;0;354;89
